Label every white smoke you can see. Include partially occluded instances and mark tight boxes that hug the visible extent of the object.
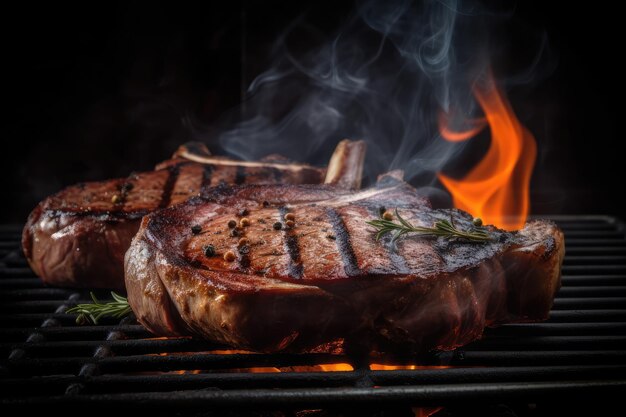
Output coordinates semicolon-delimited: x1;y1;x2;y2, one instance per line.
214;0;545;190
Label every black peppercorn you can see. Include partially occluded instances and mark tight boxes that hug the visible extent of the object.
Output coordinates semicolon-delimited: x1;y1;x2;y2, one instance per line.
238;245;250;255
230;228;240;237
262;201;270;207
191;225;202;234
227;220;237;228
203;245;216;257
121;182;134;194
239;208;249;216
239;256;250;268
273;222;282;230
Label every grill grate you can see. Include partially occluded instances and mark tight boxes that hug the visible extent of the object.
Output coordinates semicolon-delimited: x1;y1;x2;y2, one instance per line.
2;216;626;413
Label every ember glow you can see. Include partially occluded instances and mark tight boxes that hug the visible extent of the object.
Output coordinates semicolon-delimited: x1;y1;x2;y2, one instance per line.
148;348;454;374
438;74;537;230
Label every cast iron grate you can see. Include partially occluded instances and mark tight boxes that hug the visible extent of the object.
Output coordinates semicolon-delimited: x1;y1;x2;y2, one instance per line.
1;216;626;413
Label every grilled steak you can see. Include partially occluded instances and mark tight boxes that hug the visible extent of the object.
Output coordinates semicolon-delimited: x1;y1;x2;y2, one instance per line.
22;140;366;289
125;177;564;355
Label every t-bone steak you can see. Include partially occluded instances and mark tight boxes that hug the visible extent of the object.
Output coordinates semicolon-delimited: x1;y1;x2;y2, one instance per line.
125;177;564;355
22;140;366;289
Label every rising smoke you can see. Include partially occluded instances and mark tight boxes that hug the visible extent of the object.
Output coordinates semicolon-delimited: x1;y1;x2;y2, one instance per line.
215;0;544;194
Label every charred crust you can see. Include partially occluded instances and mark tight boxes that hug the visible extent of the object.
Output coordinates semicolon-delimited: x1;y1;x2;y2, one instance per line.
201;165;214;189
326;207;361;277
541;236;557;260
47;208;151;220
235;165;246;185
159;165;182;209
200;181;236;201
279;207;303;279
270;167;284;183
239;254;251;268
120;182;134;194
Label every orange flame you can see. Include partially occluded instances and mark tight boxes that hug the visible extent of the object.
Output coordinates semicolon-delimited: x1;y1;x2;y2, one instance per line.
148;347;453;374
438;114;487;142
438;75;537;230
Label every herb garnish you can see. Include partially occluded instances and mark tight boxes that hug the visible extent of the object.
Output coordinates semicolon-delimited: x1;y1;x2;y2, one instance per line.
367;208;491;244
66;292;132;324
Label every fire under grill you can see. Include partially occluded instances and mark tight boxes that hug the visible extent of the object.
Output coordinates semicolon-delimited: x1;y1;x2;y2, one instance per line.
2;216;626;414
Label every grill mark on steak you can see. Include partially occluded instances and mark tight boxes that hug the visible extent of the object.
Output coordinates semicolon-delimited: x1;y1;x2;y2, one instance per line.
170;164;205;206
290;205;347;280
279;207;303;279
367;206;410;275
271;167;284;183
235;165;246;185
159;164;183;208
22;141;349;290
202;165;214;188
125;181;564;355
326;207;361;277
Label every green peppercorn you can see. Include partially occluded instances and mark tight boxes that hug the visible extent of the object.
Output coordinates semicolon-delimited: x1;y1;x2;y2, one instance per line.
472;217;483;227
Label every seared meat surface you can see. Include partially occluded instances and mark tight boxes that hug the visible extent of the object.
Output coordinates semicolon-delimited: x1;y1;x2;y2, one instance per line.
126;179;564;355
23;140;365;288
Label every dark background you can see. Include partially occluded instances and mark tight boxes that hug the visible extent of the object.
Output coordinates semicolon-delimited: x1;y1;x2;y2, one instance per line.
2;1;624;223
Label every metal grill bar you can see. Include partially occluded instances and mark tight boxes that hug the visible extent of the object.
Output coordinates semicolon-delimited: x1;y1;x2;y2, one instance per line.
4;381;626;410
1;216;625;412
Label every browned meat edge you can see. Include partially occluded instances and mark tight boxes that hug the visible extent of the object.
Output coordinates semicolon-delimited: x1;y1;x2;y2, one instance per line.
125;182;564;356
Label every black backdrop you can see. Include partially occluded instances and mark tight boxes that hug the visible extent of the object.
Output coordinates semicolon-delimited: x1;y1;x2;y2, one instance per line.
3;1;625;223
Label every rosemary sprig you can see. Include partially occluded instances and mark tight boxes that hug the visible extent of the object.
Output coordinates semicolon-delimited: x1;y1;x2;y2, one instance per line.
367;208;492;244
66;292;132;325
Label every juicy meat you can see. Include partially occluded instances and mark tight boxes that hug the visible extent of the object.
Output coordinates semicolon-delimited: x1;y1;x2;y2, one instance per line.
23;140;365;289
125;179;564;355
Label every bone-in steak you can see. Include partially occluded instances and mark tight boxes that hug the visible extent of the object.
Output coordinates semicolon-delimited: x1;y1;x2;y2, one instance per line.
125;178;564;355
22;140;366;289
